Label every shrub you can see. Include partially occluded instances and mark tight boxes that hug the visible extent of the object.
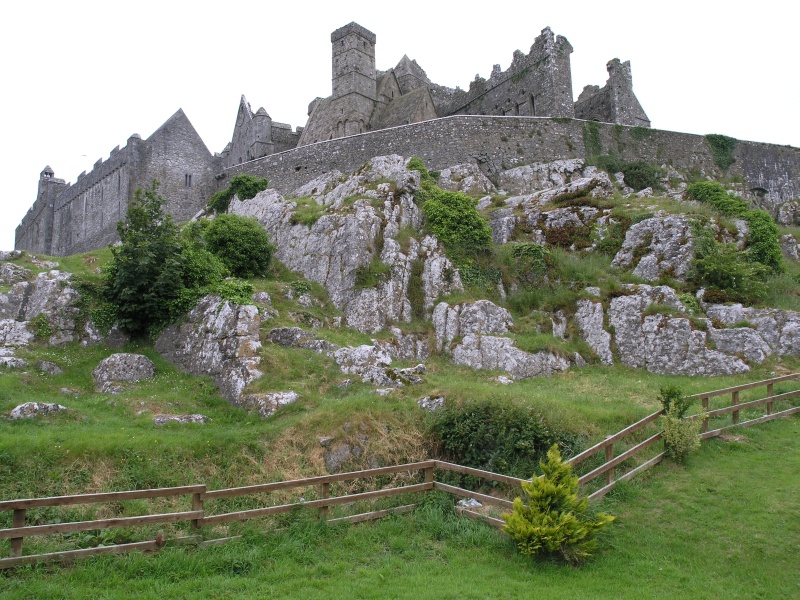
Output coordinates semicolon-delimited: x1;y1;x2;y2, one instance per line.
29;313;53;340
421;188;492;255
429;399;573;479
691;242;769;304
658;386;703;463
208;174;269;213
411;157;491;257
594;155;663;191
501;445;615;564
203;214;274;278
685;182;783;273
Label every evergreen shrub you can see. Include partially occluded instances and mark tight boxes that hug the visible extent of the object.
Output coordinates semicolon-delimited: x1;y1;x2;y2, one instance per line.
501;445;615;564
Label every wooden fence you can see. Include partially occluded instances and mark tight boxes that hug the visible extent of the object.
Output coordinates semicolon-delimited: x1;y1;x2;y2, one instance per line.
2;373;798;568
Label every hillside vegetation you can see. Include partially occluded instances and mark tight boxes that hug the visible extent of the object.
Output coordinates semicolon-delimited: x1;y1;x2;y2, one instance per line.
2;154;800;586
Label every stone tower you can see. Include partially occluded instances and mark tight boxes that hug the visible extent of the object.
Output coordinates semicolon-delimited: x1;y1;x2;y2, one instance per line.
331;22;377;137
574;58;650;127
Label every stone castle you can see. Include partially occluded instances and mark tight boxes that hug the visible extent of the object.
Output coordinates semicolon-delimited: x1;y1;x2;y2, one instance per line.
16;22;799;256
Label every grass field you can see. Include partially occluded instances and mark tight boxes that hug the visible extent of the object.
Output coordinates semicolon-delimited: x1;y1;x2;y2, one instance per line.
1;416;797;599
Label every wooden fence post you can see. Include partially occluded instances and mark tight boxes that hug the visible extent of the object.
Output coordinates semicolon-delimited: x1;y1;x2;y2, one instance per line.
423;467;434;484
766;383;774;416
731;390;740;425
10;509;25;557
191;492;203;531
604;444;614;486
701;396;709;433
320;483;330;518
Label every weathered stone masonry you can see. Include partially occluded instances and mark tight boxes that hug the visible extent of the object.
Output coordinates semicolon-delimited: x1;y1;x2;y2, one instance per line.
225;115;800;211
15;21;800;256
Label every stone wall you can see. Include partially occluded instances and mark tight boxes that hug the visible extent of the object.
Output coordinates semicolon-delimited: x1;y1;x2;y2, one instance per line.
224;115;800;210
18;110;219;256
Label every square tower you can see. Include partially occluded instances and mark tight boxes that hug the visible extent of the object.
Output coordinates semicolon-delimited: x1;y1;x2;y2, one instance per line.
332;22;377;101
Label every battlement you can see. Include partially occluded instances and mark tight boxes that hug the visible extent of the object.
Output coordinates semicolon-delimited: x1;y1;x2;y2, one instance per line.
331;22;376;44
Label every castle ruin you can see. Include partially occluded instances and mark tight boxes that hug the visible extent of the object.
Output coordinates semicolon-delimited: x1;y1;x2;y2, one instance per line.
17;22;800;257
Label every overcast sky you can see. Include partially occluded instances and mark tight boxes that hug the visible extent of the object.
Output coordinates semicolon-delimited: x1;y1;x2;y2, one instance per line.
2;1;796;252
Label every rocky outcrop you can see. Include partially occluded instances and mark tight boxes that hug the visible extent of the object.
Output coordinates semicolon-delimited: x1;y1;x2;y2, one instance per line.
575;299;613;365
432;300;514;351
576;285;750;375
266;327;339;354
499;159;587;195
705;303;800;358
230;156;462;333
155;295;262;403
437;163;496;195
10;402;67;419
0;263;32;284
0;270;99;346
372;327;430;361
612;216;694;281
452;335;569;379
93;353;156;393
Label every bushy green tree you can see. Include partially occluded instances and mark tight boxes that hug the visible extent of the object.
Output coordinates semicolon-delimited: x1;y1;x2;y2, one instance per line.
203;214;274;278
502;445;615;564
208;174;269;213
104;181;186;337
658;387;704;463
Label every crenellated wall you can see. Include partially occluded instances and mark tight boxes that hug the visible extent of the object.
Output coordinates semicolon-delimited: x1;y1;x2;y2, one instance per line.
17;109;219;256
224;115;800;211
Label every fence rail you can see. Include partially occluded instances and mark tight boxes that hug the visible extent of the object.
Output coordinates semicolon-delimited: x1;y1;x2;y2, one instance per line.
2;374;798;568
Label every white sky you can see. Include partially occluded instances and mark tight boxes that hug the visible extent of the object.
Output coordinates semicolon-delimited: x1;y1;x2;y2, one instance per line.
2;1;796;252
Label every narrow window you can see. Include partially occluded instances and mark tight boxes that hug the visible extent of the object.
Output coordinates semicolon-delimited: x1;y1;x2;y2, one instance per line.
185;174;192;187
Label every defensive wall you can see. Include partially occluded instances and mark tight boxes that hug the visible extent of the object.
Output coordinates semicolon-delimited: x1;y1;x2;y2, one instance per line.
225;115;800;208
17;115;800;256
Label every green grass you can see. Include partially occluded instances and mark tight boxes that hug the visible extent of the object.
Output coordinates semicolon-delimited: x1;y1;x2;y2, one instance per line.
1;417;796;599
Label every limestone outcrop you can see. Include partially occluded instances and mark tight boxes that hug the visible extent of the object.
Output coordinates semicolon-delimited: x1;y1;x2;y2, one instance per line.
10;402;67;419
155;295;262;403
230;155;462;333
93;353;156;393
612;216;694;281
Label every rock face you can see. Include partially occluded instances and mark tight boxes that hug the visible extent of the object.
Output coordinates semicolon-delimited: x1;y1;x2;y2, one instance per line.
575;299;613;365
93;353;156;392
437;163;496;195
452;335;569;379
0;270;99;346
498;159;587;195
372;327;430;361
155;295;262;403
432;300;514;351
704;303;800;359
575;285;751;375
230;155;462;333
10;402;67;419
612;216;694;281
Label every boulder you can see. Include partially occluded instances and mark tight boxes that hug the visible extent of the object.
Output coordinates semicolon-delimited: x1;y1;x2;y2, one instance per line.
417;395;445;411
93;353;156;392
238;391;300;418
10;402;67;419
452;335;569;379
155;295;262;403
36;360;63;375
153;414;209;425
704;303;800;357
612;216;694;281
437;163;496;195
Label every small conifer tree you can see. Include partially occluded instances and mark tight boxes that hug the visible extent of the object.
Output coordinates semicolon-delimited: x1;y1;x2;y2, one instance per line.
501;445;615;564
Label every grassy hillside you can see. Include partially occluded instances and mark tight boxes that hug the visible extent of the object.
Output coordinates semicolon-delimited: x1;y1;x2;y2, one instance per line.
1;417;796;599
